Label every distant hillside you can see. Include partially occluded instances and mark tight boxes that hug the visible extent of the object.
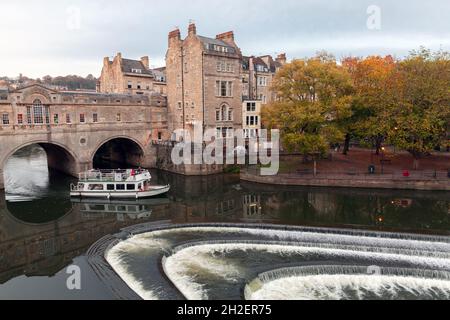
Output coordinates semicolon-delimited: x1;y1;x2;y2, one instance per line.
0;74;98;91
41;74;97;90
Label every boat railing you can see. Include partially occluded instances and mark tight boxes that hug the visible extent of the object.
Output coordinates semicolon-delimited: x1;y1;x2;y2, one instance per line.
78;169;148;182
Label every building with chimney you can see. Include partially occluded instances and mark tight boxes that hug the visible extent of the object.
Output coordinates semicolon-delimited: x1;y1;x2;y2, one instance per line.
96;24;287;141
166;23;243;139
99;53;166;96
242;53;286;104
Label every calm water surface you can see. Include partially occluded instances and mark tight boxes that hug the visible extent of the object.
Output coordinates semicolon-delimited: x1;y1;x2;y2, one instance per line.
0;145;449;299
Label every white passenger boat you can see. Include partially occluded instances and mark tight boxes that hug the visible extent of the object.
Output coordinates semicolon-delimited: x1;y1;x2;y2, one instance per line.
70;169;170;199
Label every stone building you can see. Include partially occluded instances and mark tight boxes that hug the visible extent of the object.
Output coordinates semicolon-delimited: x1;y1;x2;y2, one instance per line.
242;100;262;139
242;53;286;104
99;53;167;96
166;23;243;139
0;83;169;189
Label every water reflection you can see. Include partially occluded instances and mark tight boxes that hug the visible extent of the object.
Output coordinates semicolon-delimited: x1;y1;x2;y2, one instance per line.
4;145;50;201
0;145;449;298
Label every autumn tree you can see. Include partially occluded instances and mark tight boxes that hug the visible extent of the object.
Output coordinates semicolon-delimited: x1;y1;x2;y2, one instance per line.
263;53;353;162
386;48;450;169
342;55;397;155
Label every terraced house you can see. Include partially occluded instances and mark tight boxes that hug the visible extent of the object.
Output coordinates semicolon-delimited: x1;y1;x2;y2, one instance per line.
99;53;167;96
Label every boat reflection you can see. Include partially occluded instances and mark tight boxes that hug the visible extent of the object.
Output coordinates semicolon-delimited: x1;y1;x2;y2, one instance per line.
71;198;171;221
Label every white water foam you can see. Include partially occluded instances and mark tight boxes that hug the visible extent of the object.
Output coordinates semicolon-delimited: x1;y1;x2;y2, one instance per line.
105;238;172;300
247;275;450;300
147;226;450;253
106;225;450;300
163;242;450;300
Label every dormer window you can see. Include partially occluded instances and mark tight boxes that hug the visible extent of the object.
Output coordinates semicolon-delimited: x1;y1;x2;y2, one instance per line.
131;69;142;74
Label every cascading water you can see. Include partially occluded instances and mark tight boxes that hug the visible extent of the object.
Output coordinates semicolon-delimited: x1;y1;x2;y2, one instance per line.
245;266;450;300
99;223;450;300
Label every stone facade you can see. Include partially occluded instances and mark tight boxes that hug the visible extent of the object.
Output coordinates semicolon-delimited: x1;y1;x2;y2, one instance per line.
0;24;288;187
242;54;286;104
166;24;243;139
0;84;169;189
242;100;262;139
99;53;167;96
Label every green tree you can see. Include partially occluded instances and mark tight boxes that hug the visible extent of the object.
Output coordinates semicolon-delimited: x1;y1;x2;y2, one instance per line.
263;53;353;164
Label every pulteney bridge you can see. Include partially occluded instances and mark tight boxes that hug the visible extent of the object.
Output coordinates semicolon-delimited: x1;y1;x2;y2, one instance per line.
0;84;168;189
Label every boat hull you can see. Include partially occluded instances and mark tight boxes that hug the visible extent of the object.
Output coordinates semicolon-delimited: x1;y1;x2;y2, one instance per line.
70;185;170;199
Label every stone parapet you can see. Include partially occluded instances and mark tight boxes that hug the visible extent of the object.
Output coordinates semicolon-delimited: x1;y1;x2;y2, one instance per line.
240;171;450;191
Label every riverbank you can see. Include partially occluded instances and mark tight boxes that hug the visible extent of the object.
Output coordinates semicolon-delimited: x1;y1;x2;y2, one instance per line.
240;170;450;191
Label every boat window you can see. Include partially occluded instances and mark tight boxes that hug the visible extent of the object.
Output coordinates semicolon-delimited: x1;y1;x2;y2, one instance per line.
116;184;125;190
107;184;115;191
90;205;106;211
88;184;104;191
127;184;136;190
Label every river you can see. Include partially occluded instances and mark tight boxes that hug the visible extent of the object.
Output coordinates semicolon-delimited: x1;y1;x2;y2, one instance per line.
0;144;449;299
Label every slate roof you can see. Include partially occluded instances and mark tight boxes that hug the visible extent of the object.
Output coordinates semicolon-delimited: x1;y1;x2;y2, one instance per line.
242;55;282;73
121;59;153;76
197;35;237;54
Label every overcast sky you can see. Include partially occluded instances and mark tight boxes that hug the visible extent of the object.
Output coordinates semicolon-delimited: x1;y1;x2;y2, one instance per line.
0;0;449;78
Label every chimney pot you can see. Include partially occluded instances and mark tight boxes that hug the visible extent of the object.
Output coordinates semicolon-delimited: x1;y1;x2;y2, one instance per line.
188;23;196;35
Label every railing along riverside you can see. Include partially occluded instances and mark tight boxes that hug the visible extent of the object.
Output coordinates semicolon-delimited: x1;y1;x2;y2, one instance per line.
243;166;450;181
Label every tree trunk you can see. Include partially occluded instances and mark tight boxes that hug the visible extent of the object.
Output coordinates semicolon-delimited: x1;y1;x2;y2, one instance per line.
343;134;351;155
375;136;383;155
413;158;420;170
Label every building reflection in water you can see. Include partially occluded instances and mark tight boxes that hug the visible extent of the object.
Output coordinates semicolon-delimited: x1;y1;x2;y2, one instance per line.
0;165;449;286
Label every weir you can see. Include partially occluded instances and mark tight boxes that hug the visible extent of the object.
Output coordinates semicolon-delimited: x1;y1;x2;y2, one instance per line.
93;223;450;300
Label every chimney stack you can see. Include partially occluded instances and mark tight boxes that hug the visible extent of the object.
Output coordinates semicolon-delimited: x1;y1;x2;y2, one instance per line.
103;57;110;67
188;22;197;36
141;56;150;69
169;28;181;40
216;31;234;44
116;52;123;63
276;53;287;65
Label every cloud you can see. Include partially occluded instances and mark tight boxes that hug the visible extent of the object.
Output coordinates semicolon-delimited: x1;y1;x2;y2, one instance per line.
0;0;448;78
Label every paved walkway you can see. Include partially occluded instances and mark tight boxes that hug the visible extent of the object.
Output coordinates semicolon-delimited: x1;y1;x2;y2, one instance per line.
278;148;450;175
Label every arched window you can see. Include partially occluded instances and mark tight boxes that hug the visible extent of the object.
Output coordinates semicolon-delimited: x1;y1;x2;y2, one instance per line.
31;99;50;125
32;99;43;124
219;104;233;122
